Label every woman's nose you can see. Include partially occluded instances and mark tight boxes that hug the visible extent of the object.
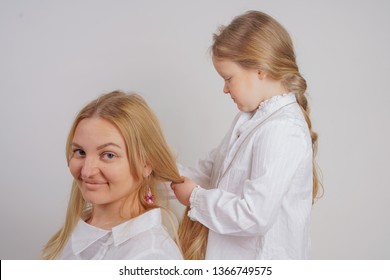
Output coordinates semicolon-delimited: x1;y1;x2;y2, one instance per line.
81;157;99;178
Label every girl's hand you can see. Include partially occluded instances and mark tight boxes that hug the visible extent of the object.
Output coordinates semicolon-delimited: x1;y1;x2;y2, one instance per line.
170;176;197;206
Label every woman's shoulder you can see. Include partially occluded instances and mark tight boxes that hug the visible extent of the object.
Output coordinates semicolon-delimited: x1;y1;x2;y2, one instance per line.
120;209;183;259
123;224;183;259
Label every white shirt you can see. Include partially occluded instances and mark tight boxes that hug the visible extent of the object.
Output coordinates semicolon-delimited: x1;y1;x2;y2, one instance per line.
58;208;183;259
181;93;313;259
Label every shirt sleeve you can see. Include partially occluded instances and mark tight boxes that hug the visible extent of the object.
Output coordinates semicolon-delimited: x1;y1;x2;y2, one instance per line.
188;119;312;236
178;148;218;189
178;113;242;189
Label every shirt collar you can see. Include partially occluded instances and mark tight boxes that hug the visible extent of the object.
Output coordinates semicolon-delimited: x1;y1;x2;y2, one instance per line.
256;92;297;119
236;92;297;136
71;208;162;255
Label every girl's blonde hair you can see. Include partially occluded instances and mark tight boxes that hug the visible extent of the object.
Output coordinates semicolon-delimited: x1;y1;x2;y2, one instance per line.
179;10;322;260
42;91;183;259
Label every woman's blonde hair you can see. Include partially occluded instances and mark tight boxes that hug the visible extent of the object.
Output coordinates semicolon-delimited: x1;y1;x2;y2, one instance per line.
42;91;183;259
179;10;322;260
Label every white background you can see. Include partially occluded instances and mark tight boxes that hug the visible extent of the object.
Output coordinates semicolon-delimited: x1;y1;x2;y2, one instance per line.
0;0;389;259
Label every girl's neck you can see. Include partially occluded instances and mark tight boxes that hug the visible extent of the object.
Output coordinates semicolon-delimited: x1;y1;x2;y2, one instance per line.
262;78;288;102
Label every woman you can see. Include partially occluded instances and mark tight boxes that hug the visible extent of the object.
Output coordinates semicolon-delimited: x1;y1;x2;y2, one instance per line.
42;91;183;259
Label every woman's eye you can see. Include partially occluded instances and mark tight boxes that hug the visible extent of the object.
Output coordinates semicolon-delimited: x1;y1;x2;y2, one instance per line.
73;149;85;157
102;152;116;160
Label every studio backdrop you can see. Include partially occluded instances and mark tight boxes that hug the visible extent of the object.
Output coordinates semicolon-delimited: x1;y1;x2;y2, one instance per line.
0;0;389;259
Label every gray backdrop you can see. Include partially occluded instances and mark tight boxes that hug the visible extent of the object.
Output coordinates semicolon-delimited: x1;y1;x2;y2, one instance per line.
1;0;389;259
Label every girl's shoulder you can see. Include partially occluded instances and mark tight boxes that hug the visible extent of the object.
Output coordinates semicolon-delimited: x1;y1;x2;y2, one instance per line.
254;103;311;143
265;102;307;129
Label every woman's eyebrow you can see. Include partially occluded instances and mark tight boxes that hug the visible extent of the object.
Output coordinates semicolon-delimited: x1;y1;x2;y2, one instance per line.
71;142;82;148
71;142;122;150
96;142;122;150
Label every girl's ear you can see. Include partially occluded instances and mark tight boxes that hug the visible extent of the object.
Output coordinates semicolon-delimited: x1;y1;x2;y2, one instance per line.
143;163;153;178
258;70;267;80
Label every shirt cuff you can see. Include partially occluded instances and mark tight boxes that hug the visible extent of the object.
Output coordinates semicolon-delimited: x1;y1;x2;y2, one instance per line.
188;185;203;221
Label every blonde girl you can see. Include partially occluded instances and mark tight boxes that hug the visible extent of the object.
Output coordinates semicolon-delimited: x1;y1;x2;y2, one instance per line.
42;91;183;259
172;10;320;259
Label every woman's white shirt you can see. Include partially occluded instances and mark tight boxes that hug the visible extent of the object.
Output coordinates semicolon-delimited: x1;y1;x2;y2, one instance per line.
58;208;183;260
181;93;313;259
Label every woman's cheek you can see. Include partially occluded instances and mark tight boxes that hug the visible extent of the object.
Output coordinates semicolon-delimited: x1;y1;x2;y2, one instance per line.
68;159;81;179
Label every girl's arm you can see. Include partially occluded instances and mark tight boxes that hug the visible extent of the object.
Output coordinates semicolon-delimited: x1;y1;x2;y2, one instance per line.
173;119;312;236
178;112;242;189
177;148;218;189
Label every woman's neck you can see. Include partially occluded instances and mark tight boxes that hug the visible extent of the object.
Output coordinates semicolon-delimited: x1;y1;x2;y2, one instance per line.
87;208;125;230
87;197;145;230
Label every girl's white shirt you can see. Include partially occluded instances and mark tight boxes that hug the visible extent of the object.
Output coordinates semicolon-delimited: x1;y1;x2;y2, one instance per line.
181;92;313;259
58;208;183;260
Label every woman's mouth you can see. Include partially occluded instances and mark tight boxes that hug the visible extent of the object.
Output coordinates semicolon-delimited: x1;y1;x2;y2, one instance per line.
81;180;107;189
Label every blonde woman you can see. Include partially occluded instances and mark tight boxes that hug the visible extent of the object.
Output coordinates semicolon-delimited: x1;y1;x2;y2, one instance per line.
42;91;183;260
172;10;321;260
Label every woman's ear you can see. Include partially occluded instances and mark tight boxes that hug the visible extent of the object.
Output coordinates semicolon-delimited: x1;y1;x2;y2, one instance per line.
143;163;153;178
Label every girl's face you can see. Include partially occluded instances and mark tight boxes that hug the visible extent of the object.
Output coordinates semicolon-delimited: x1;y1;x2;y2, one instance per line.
69;117;138;210
212;57;265;112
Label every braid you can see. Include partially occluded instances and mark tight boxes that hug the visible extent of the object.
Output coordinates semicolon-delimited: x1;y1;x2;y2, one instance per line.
182;10;323;260
284;73;321;202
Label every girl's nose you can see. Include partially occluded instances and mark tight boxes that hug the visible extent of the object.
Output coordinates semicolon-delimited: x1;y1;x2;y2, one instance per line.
81;157;99;178
223;83;229;94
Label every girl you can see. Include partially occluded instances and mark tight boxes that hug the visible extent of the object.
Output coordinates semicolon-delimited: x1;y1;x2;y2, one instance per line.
172;10;320;260
42;91;183;259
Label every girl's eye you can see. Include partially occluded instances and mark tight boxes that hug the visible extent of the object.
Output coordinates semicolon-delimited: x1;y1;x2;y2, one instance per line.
73;149;85;157
102;152;116;160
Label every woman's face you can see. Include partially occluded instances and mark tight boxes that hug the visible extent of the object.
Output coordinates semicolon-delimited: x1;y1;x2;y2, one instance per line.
68;117;138;209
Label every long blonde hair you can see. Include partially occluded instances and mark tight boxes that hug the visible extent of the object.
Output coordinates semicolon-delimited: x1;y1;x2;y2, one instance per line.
42;91;183;259
179;10;322;260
